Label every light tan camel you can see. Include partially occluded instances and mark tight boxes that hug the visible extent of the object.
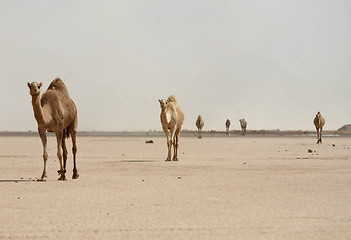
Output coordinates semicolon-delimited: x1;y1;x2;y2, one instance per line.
239;119;247;136
313;112;325;144
225;119;231;135
196;115;204;139
158;95;184;161
27;78;79;181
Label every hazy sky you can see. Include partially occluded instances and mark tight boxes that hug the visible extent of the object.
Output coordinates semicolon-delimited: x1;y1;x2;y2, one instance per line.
1;0;350;131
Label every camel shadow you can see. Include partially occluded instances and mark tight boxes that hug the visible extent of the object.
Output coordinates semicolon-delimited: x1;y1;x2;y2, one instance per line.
0;178;38;183
120;160;155;163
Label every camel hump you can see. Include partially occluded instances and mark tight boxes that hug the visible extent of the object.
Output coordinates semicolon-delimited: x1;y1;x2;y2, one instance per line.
196;115;204;128
314;112;325;127
167;95;183;113
167;95;177;103
197;115;203;123
48;77;69;96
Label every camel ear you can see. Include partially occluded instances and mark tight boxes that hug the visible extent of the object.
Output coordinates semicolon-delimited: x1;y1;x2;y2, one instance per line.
38;82;43;88
27;82;31;88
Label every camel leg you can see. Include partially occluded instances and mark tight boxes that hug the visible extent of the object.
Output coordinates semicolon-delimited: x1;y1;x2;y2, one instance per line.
38;128;48;181
173;129;180;161
163;128;172;161
55;131;67;181
71;129;79;179
61;132;68;171
316;127;320;144
167;134;172;161
172;134;177;161
169;128;177;161
319;128;323;143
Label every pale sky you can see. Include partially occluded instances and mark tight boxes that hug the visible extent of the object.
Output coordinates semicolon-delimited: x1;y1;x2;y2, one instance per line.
1;0;350;131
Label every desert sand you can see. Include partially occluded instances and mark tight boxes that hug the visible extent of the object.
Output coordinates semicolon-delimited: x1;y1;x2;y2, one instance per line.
1;134;351;239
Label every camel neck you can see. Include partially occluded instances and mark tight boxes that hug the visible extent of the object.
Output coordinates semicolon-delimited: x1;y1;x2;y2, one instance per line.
31;95;47;125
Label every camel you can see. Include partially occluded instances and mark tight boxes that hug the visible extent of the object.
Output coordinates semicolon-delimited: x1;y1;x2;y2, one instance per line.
313;112;325;144
158;95;184;161
196;115;204;139
225;119;231;135
27;78;79;181
239;119;247;136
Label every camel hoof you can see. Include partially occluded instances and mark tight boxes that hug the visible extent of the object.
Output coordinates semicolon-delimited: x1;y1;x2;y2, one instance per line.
58;175;67;181
172;158;179;161
39;174;47;181
165;159;171;162
72;172;80;179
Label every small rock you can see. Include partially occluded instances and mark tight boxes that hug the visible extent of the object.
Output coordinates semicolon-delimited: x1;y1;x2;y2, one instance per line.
332;144;335;147
145;140;154;144
178;176;181;179
308;149;313;153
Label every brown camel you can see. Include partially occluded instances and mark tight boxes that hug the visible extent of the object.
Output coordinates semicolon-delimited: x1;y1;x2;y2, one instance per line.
196;115;204;139
313;112;325;144
158;95;184;161
239;119;247;136
225;119;231;135
27;78;79;181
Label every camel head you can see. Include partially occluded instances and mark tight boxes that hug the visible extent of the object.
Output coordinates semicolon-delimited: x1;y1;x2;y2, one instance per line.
27;82;43;96
158;99;167;110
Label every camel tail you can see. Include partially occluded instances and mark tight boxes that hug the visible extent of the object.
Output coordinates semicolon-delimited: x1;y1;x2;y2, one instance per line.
64;128;71;139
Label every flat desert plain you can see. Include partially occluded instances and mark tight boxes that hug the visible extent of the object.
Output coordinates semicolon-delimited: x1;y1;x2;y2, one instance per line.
1;135;351;240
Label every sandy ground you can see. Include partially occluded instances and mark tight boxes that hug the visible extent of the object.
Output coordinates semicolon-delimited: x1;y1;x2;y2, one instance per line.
0;135;351;240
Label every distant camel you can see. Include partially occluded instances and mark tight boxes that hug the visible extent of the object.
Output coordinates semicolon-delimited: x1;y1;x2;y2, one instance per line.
159;95;184;161
225;119;231;135
313;112;325;144
27;78;79;181
196;115;204;139
239;119;247;136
